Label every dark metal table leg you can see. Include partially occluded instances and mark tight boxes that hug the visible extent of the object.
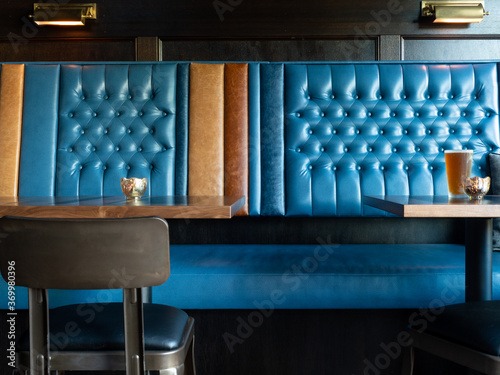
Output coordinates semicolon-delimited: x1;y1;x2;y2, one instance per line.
465;218;492;302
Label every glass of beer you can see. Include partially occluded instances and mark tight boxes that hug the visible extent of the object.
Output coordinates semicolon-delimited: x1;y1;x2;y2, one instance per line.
445;150;473;197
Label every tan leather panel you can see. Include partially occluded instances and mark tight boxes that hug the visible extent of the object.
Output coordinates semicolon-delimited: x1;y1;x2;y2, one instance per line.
224;63;249;215
189;63;225;196
0;64;25;196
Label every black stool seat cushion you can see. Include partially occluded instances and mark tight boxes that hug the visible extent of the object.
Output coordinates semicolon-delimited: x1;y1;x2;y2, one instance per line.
423;300;500;356
18;303;189;351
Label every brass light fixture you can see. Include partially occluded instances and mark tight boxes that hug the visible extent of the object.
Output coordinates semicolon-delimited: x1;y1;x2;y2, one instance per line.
421;1;489;23
32;3;97;26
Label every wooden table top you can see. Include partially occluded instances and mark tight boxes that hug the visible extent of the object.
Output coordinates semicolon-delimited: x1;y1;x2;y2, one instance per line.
0;195;246;219
364;195;500;218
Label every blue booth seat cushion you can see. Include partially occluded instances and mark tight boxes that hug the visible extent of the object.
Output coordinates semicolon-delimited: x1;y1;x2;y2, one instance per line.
156;244;500;309
419;300;500;356
18;303;189;351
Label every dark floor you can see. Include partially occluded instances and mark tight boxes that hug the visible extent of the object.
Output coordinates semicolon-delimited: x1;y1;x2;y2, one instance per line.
0;308;471;375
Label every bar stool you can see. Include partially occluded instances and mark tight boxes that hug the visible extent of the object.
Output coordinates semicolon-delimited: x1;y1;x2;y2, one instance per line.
0;216;195;375
404;300;500;374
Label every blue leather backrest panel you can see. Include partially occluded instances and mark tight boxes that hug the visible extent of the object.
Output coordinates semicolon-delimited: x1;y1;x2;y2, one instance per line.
284;63;500;216
175;63;189;195
248;63;262;215
56;64;180;196
260;64;285;216
19;65;60;196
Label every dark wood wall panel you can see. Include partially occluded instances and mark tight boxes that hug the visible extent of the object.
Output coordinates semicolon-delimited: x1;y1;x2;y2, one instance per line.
161;38;377;61
403;38;500;61
0;38;135;62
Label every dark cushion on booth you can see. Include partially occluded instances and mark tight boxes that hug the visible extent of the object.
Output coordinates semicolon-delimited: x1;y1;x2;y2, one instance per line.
489;152;500;250
422;300;500;356
18;303;189;351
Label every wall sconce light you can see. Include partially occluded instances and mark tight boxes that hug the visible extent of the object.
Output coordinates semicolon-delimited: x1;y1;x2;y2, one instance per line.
421;1;489;23
32;3;97;26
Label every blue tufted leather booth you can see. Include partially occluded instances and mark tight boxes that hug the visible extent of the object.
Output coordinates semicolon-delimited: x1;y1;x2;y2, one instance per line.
1;61;500;310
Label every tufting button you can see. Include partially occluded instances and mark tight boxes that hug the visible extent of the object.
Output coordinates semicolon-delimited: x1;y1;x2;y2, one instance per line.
150;165;154;170
439;112;443;117
321;112;325;117
379;95;383;100
450;95;454;99
81;96;85;100
368;112;372;117
355;95;359;99
393;147;397;152
115;146;120;151
332;166;337;171
297;148;301;153
93;112;97;117
116;112;121;117
104;129;109;134
163;112;168;117
380;166;384;170
69;113;74;118
380;130;384;135
104;95;109;100
126;165;131;170
405;165;409;171
478;166;482;170
462;112;467;117
450;129;455;134
486;112;491;117
416;147;421;152
137;147;143;152
162;146;168;152
81;130;85;135
403;94;407;99
427;129;432;134
92;147;96;152
368;147;373;152
344;147;349;152
79;165;83;170
441;147;445;152
391;112;396;117
307;95;311;100
309;129;313;135
320;147;325;152
415;112;420;117
429;166;433;170
474;96;478;100
357;165;361;171
332;129;337;134
149;129;154;134
308;165;313;170
103;166;107;170
127;129;132;134
128;95;132;100
331;94;335;99
138;112;144;117
475;130;479;135
404;130;408;135
297;113;301;118
344;112;348;117
68;147;73;152
427;95;431;99
356;129;360;134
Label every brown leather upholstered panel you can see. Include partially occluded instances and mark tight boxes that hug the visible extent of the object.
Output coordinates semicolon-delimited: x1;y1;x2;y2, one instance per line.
189;63;225;196
0;64;25;196
224;63;249;216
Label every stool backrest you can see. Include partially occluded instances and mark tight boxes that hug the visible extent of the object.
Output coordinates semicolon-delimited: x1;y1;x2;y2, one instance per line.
0;216;170;290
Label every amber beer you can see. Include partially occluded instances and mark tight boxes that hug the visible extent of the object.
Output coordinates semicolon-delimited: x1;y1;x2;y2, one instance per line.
445;150;473;197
